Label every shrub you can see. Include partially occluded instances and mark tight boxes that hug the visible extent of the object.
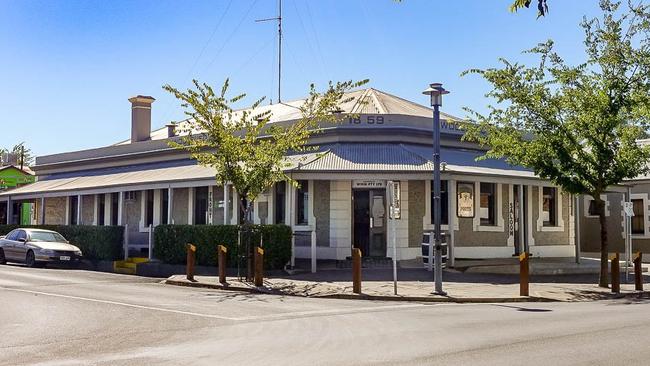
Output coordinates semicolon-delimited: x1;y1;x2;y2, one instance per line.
0;225;124;261
154;224;292;270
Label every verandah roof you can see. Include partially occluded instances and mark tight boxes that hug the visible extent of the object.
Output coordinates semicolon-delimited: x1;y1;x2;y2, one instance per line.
0;143;535;200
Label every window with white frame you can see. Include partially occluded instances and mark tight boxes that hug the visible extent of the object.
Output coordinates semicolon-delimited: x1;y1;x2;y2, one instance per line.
631;198;645;235
542;187;558;227
275;181;286;224
479;182;497;226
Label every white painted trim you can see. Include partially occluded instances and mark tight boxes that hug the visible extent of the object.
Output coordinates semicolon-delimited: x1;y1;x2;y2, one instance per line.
188;187;195;225
537;185;565;232
65;197;71;225
629;193;650;238
117;191;124;226
223;185;229;225
93;194;99;226
454;246;514;259
473;182;504;232
153;189;162;226
527;185;535;246
529;244;576;258
76;195;82;226
139;190;150;232
104;193;112;226
168;187;174;225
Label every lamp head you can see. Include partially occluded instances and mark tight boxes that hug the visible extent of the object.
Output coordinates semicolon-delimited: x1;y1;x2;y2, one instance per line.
422;83;449;107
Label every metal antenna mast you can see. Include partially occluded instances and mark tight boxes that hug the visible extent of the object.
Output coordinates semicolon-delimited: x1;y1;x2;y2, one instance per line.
256;0;282;102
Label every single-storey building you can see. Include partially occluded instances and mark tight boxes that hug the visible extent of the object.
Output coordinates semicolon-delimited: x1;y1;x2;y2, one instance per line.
0;88;583;262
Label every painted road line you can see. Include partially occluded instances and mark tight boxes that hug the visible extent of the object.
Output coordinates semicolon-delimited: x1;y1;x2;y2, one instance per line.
0;286;432;322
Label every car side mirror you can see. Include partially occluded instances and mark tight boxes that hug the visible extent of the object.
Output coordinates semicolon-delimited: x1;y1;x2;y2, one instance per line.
18;238;26;243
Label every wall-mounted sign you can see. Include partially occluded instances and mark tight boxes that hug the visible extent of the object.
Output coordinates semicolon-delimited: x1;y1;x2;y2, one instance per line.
388;180;401;220
457;182;475;218
207;189;214;224
353;180;386;189
508;203;514;237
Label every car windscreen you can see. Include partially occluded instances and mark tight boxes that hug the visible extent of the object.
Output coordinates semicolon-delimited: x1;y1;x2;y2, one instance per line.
29;232;67;243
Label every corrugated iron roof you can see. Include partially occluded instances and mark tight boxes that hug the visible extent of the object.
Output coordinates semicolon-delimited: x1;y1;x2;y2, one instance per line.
132;88;462;144
2;143;536;198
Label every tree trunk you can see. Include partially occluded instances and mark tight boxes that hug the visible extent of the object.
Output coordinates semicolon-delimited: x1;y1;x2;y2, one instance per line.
595;198;609;288
240;197;254;281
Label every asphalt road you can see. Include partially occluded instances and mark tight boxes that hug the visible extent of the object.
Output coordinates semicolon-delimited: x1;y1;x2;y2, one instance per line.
0;264;649;366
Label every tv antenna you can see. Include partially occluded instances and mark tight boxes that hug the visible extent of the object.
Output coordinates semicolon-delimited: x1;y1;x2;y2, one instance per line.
256;0;282;103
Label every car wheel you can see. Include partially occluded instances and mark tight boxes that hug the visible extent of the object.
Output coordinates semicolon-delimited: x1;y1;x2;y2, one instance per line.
0;249;6;264
25;250;37;268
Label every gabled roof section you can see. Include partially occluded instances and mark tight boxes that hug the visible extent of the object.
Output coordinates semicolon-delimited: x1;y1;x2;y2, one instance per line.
136;87;463;144
0;165;34;175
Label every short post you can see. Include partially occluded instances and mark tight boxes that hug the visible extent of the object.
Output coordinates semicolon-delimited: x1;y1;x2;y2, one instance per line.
186;243;196;281
519;252;529;297
148;224;153;260
610;252;620;294
123;224;129;261
352;248;362;294
218;245;227;285
634;252;643;292
254;246;264;287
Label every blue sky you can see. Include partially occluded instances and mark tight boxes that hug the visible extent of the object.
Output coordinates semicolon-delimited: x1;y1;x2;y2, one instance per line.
0;0;605;157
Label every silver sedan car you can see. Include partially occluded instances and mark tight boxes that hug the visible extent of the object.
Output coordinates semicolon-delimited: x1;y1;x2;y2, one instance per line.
0;228;83;267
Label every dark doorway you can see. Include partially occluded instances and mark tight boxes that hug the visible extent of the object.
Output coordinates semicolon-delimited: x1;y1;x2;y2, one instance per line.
353;189;386;257
194;187;208;225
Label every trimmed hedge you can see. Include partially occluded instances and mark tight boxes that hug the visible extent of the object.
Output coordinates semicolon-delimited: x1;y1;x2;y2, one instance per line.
0;225;124;261
154;224;292;270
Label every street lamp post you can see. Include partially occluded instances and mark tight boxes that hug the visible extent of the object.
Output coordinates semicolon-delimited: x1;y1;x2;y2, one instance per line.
423;83;449;296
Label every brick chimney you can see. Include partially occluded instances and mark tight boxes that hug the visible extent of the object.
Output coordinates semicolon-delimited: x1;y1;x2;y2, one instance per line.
128;95;155;143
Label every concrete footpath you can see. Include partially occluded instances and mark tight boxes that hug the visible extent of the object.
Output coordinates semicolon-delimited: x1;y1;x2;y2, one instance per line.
165;266;650;303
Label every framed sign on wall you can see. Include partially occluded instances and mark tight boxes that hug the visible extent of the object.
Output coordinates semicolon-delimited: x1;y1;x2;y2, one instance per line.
457;182;475;218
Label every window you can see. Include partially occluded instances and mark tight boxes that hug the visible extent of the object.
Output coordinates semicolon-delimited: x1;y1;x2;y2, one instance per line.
111;193;119;225
145;190;154;227
15;230;26;242
161;189;169;225
542;187;557;227
296;180;309;225
69;196;78;225
588;200;599;216
479;183;497;226
430;180;449;225
632;199;645;235
275;181;286;224
5;230;17;241
194;187;208;225
98;194;105;226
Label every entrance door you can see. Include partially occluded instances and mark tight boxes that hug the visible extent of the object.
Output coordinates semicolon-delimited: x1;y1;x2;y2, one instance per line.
353;190;386;257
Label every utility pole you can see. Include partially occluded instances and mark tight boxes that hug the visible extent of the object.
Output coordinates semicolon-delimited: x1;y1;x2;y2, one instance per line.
256;0;282;102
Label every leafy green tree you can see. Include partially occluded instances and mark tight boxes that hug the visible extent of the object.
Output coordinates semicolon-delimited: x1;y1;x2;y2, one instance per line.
462;0;650;287
164;78;365;276
510;0;548;17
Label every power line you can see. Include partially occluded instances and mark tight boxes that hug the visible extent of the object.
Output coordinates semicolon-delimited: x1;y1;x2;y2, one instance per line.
203;0;260;75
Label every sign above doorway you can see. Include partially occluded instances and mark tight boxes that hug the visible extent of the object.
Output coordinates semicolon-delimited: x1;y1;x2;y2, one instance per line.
353;180;386;189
